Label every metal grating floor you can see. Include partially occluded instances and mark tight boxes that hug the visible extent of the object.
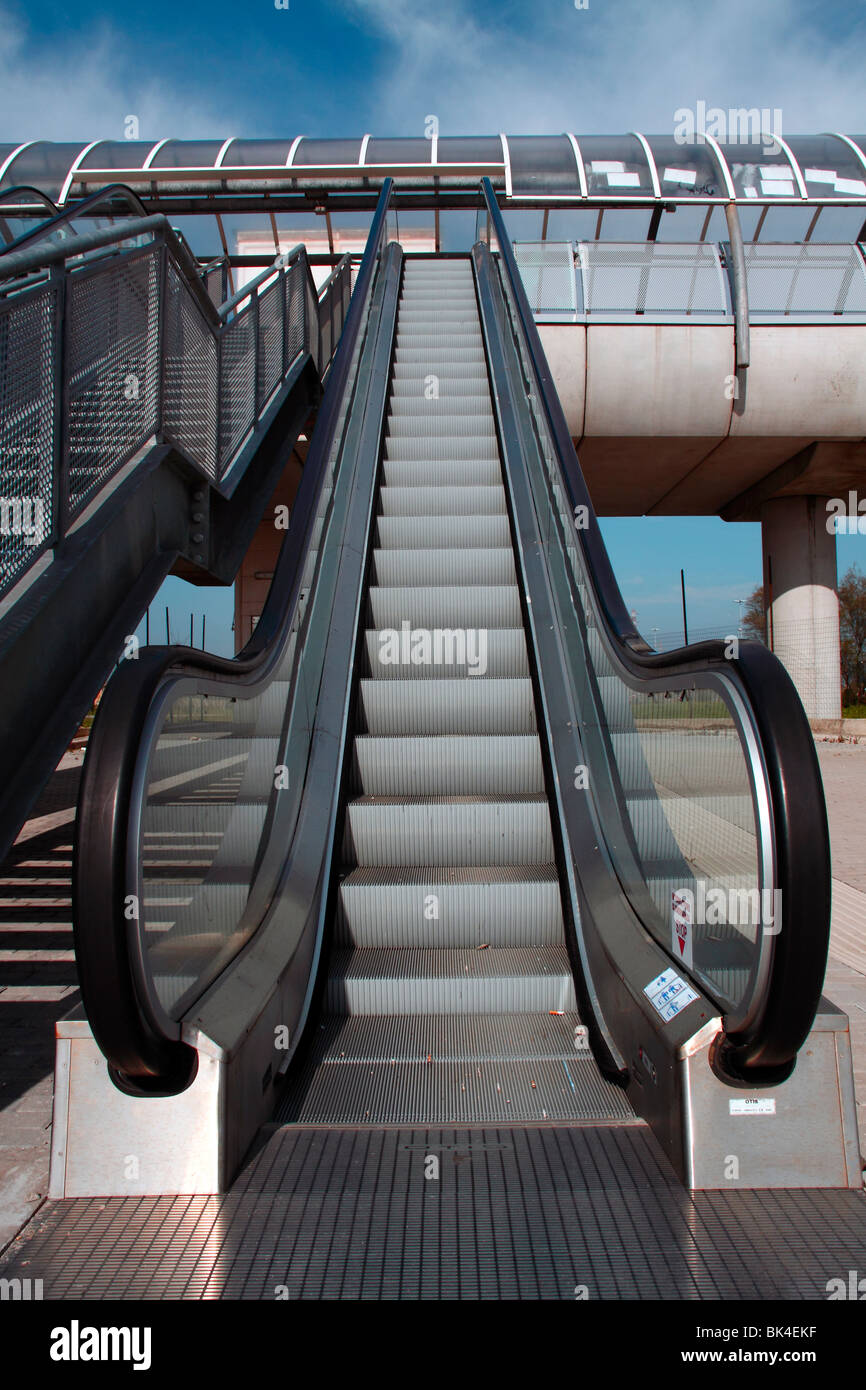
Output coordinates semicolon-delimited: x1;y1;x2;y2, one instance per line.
3;1124;866;1299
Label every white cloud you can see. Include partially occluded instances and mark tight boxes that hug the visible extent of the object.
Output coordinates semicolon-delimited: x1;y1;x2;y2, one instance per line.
0;7;226;143
337;0;866;136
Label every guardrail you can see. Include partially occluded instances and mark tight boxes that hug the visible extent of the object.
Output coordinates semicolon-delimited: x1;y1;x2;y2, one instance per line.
0;217;352;603
512;238;866;323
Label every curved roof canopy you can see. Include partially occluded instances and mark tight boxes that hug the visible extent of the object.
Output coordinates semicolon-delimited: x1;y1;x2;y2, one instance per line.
1;133;865;207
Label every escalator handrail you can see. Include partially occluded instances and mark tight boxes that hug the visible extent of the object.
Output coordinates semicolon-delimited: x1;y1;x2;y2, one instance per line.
480;177;831;1077
0;182;150;257
72;180;394;1089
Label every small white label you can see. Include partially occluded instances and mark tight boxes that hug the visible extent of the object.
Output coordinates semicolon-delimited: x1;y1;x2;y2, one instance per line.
729;1097;776;1116
804;167;838;185
663;167;697;186
606;171;641;188
835;176;866;196
761;178;795;197
644;968;699;1023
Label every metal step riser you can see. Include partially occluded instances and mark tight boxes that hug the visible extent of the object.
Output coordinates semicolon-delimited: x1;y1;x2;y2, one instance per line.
343;802;553;867
384;436;499;461
376;516;511;548
358;679;536;735
352;736;544;795
367;586;521;629
372;548;515;586
328;975;577;1015
387;416;495;439
378;486;506;517
381;460;503;487
337;884;562;947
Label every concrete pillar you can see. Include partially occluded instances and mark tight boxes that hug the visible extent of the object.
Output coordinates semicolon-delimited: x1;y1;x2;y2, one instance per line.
760;496;840;720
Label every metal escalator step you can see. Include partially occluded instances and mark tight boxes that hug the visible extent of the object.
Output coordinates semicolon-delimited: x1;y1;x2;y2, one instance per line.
381;459;503;487
389;395;493;417
343;794;553;866
372;547;515;586
351;734;544;795
389;373;489;393
386;414;494;442
327;945;575;1014
378;485;505;517
278;1046;630;1124
384;435;499;461
286;1011;584;1062
363;628;529;678
367;584;521;628
394;347;486;363
358;677;536;734
376;514;510;549
337;870;562;947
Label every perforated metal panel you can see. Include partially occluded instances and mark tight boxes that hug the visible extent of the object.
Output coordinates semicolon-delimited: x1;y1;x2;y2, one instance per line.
0;281;57;596
218;308;257;467
256;277;284;409
579;241;730;318
513;242;580;320
744;242;866;319
65;246;160;520
162;257;219;477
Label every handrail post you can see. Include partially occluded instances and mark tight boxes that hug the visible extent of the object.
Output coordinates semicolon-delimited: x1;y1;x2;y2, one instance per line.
724;200;751;369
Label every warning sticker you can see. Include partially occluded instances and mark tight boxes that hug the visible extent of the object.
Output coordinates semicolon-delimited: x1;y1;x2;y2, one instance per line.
671;889;694;970
729;1097;776;1116
643;968;699;1023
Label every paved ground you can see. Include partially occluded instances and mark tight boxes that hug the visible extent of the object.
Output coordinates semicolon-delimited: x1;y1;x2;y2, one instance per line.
0;738;864;1257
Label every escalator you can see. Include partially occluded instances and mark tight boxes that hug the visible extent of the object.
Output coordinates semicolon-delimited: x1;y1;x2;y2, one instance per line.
59;178;857;1202
280;256;630;1125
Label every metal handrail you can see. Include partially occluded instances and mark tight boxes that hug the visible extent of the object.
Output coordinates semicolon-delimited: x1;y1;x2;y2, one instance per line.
480;176;831;1079
0;182;150;257
72;180;394;1090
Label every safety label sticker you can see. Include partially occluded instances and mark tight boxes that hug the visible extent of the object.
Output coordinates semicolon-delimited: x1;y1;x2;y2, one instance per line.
643;968;699;1022
729;1097;776;1116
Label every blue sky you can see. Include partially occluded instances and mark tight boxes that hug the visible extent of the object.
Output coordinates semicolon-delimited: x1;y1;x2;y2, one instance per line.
3;0;865;653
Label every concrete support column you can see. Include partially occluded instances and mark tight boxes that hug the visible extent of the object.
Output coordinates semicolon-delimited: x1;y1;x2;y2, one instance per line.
760;496;840;720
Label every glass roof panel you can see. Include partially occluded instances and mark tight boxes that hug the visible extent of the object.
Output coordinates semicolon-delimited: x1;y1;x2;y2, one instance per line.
293;138;363;166
227;140;297;167
365;138;431;165
151;140;228;168
507;134;580;195
787;136;866;198
575;135;653;197
436;137;503;165
645;137;726;198
0;142;89;196
717;142;799;200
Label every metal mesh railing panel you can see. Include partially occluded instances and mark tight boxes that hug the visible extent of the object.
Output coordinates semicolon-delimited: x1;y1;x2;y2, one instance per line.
218;307;257;468
0;282;57;595
514;242;580;318
66;247;160;520
163;258;218;477
580;242;729;317
745;243;866;317
256;277;283;409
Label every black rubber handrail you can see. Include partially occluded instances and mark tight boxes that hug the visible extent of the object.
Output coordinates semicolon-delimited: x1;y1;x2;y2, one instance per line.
481;178;831;1079
0;182;149;256
73;180;394;1091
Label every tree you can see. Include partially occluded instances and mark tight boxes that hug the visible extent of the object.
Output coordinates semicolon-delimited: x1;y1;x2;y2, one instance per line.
839;565;866;706
741;585;766;640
